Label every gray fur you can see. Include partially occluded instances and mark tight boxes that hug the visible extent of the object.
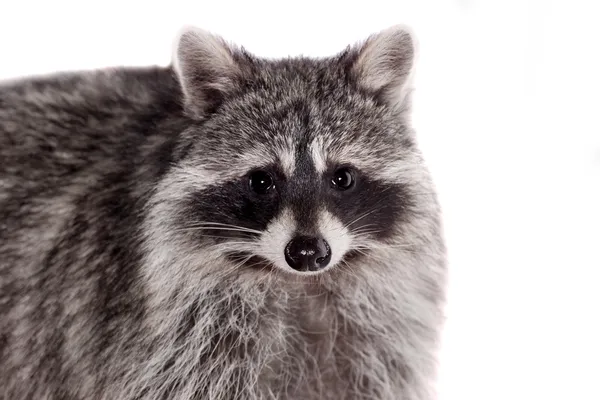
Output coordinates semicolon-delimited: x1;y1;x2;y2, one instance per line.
0;26;447;400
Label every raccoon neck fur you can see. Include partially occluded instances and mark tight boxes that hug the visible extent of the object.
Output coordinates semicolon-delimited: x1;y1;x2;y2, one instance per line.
110;251;443;400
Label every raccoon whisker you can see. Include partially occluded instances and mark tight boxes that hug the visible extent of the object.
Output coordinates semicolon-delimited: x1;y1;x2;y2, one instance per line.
259;251;282;260
195;243;256;263
351;248;370;257
351;244;419;257
349;223;379;233
185;234;253;241
178;222;263;234
192;222;249;226
249;262;275;280
177;227;262;235
204;241;254;248
349;248;394;265
199;255;252;282
386;245;419;251
351;243;414;251
351;233;382;241
178;227;256;233
338;259;360;280
377;243;420;252
226;256;258;267
188;221;262;229
351;228;382;237
344;208;385;230
352;239;415;248
217;250;278;275
351;222;378;229
407;190;439;196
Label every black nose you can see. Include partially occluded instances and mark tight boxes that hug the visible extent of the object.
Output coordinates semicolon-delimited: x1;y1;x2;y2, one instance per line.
284;236;332;272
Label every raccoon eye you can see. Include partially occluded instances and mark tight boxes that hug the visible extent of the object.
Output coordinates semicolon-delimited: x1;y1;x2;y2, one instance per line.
249;170;274;194
331;168;354;190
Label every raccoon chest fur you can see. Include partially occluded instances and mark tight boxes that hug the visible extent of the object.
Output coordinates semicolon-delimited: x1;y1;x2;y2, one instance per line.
124;284;408;400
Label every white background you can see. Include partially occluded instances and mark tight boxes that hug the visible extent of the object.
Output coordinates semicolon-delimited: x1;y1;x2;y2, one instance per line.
1;1;599;399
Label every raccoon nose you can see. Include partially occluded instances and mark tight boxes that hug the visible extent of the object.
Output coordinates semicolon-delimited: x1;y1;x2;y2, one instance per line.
284;236;332;272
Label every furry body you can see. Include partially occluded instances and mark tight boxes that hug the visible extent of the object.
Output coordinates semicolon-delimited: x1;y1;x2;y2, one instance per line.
0;27;446;399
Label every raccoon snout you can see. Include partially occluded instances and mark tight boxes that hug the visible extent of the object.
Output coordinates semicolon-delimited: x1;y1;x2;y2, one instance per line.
284;236;331;272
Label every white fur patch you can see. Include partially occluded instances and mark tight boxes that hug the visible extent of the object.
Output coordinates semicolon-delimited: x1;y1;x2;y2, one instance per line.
317;209;352;270
257;209;352;275
309;137;328;174
277;136;296;177
256;208;296;271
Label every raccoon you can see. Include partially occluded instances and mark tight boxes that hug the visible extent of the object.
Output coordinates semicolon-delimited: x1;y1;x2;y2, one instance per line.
0;25;447;400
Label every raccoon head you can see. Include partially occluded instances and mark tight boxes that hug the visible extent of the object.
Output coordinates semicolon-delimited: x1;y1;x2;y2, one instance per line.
145;26;438;286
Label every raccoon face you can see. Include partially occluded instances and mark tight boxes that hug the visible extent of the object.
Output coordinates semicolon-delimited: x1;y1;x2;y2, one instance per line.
160;26;422;276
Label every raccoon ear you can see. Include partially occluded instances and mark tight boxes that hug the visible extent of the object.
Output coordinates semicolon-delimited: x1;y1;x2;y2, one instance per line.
348;25;416;108
172;27;245;119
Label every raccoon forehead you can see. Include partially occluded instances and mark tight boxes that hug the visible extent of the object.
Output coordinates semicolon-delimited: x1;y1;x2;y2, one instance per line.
309;134;418;182
181;86;415;183
182;134;296;179
181;124;414;185
178;134;416;190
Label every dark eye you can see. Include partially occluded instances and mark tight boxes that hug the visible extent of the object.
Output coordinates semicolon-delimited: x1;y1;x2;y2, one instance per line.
249;170;274;194
331;168;354;190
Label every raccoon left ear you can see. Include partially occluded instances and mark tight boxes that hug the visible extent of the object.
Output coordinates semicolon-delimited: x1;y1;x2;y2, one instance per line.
172;27;247;119
348;25;416;109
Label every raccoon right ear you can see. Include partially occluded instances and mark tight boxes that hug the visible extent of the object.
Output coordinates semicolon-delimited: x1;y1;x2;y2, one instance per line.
347;25;417;110
172;27;246;119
